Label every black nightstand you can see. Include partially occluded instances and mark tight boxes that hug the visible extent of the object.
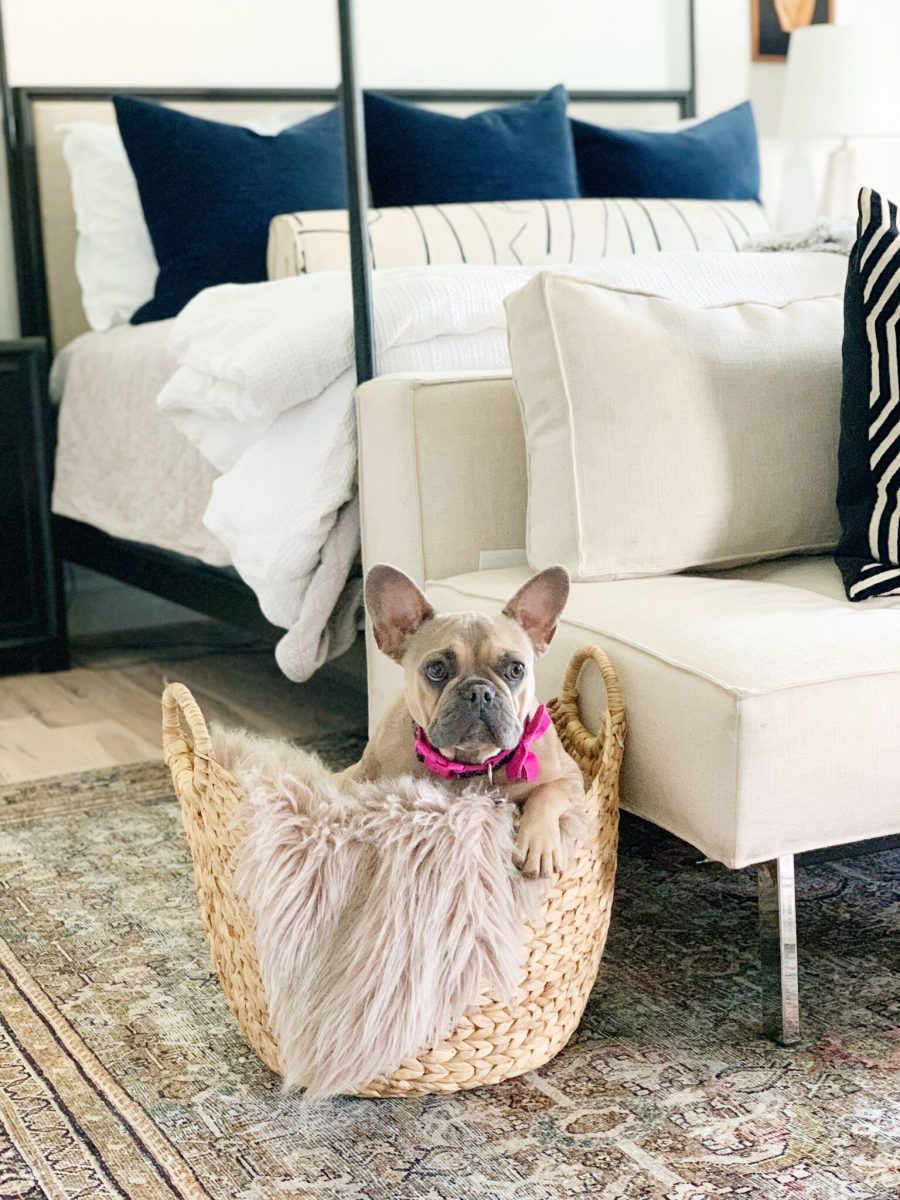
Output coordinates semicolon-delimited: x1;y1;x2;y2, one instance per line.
0;339;68;674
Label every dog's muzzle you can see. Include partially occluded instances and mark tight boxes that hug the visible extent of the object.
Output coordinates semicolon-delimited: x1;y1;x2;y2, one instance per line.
427;675;522;756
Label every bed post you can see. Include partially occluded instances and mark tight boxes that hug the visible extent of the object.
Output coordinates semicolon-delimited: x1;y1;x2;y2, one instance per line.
684;0;697;119
337;0;376;384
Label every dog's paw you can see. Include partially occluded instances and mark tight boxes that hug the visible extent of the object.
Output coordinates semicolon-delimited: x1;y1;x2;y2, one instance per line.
514;813;565;879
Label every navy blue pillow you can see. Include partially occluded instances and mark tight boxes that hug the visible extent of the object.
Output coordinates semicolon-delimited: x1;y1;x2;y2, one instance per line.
835;187;900;600
572;101;761;202
364;85;579;208
114;96;345;324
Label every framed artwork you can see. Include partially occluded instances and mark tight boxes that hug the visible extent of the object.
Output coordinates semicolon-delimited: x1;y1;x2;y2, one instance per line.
751;0;834;62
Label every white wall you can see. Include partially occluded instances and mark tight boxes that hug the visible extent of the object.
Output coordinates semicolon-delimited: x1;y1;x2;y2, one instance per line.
3;0;690;90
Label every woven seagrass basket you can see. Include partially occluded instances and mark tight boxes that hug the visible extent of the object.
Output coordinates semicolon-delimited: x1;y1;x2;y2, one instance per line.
161;644;624;1097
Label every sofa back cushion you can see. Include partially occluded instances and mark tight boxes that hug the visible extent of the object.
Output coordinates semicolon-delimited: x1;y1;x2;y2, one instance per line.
505;253;848;581
268;198;770;278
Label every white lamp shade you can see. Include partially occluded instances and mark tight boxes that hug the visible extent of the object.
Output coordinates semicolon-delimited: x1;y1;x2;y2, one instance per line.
780;23;900;139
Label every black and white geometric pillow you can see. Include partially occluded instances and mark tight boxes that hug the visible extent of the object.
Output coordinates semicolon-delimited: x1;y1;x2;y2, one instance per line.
836;187;900;599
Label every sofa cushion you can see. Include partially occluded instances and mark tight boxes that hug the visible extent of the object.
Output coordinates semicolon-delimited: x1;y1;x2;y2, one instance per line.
836;186;900;599
505;254;847;581
426;556;900;868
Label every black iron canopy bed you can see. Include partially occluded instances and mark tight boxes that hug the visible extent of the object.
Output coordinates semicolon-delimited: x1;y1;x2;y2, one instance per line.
0;0;698;645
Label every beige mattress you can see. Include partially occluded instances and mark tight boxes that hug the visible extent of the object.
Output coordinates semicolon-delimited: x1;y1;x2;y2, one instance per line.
51;323;230;566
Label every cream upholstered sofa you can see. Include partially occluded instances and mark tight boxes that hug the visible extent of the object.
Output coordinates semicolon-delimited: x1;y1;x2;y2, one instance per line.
356;354;900;1048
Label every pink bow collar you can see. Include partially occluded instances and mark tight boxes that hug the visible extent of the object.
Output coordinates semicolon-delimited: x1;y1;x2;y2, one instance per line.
414;704;552;782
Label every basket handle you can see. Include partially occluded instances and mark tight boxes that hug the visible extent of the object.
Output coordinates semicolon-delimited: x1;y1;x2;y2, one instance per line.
161;682;211;798
551;645;624;773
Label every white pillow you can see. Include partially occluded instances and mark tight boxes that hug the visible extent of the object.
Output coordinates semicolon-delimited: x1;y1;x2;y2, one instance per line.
505;252;848;581
60;122;158;332
59;106;328;331
268;198;771;278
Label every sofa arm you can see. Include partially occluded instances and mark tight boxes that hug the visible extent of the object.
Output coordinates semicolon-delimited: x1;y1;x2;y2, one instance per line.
356;371;526;580
356;371;526;725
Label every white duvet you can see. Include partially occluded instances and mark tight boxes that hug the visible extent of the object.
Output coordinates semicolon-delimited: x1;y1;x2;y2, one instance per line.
159;265;537;680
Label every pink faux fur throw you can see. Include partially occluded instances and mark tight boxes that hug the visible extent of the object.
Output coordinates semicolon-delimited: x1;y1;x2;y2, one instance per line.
213;726;568;1100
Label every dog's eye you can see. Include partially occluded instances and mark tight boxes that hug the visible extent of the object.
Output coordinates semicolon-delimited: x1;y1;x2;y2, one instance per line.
424;660;448;683
504;660;525;682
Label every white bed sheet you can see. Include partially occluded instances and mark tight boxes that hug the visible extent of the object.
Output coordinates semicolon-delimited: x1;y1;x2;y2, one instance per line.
51;322;230;567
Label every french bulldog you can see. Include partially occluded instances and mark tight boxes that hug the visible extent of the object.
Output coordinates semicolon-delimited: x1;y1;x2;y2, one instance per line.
339;564;585;877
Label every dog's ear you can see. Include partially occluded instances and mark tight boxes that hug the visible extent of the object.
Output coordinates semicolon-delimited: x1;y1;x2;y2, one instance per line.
365;565;435;661
502;566;569;654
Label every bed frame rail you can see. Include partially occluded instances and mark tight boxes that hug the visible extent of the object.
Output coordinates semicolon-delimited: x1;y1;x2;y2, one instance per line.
55;517;282;637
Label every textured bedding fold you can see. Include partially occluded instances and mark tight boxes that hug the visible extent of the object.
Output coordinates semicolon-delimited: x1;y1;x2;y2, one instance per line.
159;266;535;679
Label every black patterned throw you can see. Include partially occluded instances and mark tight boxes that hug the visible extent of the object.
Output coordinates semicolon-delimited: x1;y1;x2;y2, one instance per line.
836;186;900;599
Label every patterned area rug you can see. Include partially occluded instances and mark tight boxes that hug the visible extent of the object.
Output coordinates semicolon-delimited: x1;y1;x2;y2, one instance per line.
0;743;897;1200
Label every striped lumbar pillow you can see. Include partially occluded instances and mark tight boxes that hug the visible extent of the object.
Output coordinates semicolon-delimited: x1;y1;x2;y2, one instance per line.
836;187;900;600
267;197;770;278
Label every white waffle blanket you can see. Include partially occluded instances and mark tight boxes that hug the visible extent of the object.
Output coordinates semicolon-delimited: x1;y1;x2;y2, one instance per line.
159;265;534;679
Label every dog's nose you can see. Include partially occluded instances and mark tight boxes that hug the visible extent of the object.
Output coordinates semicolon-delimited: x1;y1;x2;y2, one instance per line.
466;681;495;709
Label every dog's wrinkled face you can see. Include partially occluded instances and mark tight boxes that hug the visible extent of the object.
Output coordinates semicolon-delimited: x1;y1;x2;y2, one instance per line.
406;611;535;761
366;565;569;763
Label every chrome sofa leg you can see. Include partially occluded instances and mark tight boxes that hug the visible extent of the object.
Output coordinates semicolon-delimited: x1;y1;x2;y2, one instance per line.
757;855;801;1045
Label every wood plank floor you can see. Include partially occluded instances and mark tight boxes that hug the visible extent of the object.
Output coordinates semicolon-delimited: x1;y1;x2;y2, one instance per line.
0;621;368;784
